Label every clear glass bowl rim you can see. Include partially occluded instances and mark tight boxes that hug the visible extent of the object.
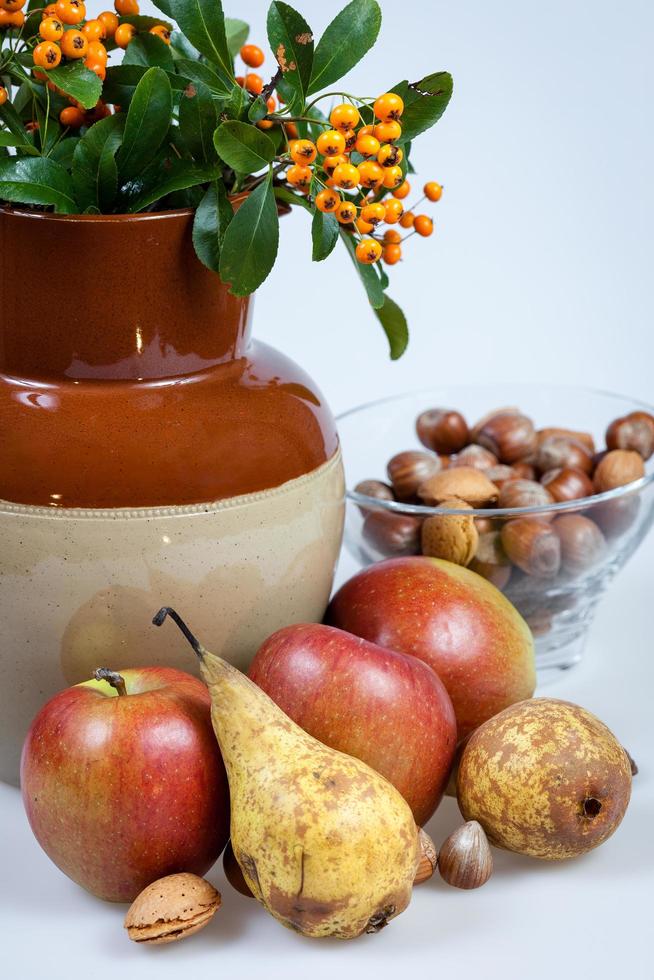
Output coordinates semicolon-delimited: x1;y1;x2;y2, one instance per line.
338;383;654;518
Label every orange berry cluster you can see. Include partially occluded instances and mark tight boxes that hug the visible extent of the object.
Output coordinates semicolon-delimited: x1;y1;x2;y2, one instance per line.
0;0;26;30
281;93;442;265
31;2;115;81
17;1;172;129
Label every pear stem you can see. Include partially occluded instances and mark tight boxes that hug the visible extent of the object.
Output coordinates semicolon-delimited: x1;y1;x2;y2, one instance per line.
152;607;206;661
93;667;127;696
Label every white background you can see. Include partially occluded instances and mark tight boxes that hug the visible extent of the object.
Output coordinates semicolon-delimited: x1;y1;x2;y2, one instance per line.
2;1;653;978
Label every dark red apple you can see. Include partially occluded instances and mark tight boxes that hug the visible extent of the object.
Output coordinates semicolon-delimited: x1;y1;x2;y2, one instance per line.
21;667;230;902
248;623;457;825
326;557;536;740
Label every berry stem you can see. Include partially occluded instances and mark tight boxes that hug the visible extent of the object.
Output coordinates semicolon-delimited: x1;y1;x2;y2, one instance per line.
260;67;282;104
269;114;331;127
304;91;375;115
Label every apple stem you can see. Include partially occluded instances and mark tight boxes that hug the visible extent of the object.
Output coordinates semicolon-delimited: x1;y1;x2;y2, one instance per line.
93;667;127;696
152;607;206;661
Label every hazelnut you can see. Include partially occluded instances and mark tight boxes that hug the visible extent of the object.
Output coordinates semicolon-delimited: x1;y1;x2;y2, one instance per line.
416;408;469;454
535;436;594;476
485;464;520;489
593;495;641;539
537;427;596;455
593;449;645;493
498;478;554;511
541;467;594;503
449;444;498;471
512;461;536;480
421;497;479;566
553;514;606;576
124;873;221;945
414;829;438;885
474;516;494;534
469;558;511;590
474;529;508;564
387;450;441;501
363;509;422;557
470;406;521;442
503;569;545;617
354;479;395;502
474;411;537;464
501;518;562;578
437;821;493;890
418;466;499;507
525;609;553;637
605;411;654;461
469;530;512;589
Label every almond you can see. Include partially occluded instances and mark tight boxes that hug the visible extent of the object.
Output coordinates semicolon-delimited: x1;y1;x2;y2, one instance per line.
421;497;478;566
124;873;221;945
418;467;499;507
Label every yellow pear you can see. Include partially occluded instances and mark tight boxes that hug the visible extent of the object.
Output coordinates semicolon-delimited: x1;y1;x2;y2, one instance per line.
153;608;419;939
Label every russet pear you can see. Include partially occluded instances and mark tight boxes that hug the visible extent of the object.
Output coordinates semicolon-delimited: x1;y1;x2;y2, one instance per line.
154;609;420;939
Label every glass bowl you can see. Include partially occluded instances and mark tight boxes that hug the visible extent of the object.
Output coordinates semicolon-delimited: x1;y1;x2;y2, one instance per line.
338;385;654;680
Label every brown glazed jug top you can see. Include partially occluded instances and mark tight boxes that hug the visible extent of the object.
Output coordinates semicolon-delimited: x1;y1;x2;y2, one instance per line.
0;208;338;508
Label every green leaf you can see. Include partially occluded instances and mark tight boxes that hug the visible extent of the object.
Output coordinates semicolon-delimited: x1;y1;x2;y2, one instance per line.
0;132;39;155
179;81;218;164
392;72;453;141
308;0;381;95
267;2;313;110
223;81;248;120
45;62;102;110
0;101;29;141
104;64;188;105
126;159;219;212
248;96;269;123
225;18;249;57
214;120;275;174
117;67;173;183
151;0;173;16
0;157;77;213
192;179;234;273
374;294;409;359
169;0;233;82
122;33;175;71
311;208;338;261
273;185;312;212
121;14;175;32
220;173;279;295
50;137;79;167
72;114;125;213
340;229;384;308
174;59;230;97
170;30;201;61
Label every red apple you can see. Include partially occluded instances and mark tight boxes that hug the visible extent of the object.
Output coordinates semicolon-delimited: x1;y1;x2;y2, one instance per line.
326;557;536;740
248;623;457;825
21;667;230;902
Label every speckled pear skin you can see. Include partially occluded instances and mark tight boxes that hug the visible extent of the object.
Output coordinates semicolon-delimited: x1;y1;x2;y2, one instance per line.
457;698;632;860
198;647;420;939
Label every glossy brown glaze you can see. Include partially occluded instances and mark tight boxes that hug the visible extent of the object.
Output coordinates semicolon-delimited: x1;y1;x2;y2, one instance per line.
0;208;338;507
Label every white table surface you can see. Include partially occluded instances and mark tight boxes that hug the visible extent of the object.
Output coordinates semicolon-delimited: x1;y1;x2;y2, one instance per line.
2;534;653;980
3;1;653;976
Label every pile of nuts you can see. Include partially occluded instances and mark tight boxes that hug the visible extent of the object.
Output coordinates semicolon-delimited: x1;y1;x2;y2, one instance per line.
355;405;654;630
